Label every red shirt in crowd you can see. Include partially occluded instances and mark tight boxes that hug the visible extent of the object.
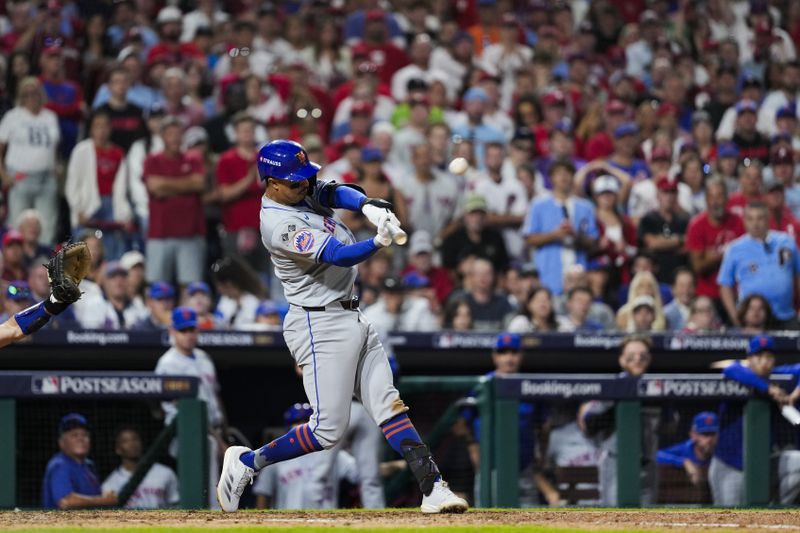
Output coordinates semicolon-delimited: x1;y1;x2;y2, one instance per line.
353;43;409;86
769;209;800;248
726;192;762;219
685;211;745;299
143;152;205;239
95;144;123;197
400;264;454;305
215;148;262;232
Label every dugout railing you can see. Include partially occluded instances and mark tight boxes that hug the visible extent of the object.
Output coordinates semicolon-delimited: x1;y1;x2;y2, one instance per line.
0;372;208;509
480;373;794;508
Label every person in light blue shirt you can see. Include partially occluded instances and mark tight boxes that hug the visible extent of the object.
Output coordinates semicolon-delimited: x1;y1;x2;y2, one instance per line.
524;160;598;295
92;52;163;111
450;88;506;171
717;202;800;329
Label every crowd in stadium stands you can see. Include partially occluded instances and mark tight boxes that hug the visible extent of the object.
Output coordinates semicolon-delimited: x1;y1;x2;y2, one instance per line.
0;0;798;335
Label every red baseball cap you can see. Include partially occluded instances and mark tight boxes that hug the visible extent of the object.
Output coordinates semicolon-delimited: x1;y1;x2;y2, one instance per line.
651;146;672;161
605;99;627;114
542;90;566;106
351;100;375;116
2;230;23;247
655;175;678;192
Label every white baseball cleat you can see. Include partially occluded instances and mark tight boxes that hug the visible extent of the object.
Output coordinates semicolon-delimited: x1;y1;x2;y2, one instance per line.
216;445;255;512
420;480;469;514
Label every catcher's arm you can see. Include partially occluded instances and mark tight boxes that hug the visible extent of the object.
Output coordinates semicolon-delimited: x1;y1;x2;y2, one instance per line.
0;316;24;348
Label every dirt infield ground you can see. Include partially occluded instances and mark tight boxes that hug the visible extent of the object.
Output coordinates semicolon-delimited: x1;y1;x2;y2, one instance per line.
1;509;800;533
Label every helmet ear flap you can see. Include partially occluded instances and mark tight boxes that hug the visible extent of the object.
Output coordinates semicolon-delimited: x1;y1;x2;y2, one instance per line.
307;175;317;195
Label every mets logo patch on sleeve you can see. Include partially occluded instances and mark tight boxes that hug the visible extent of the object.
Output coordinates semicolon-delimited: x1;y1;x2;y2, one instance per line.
293;230;315;252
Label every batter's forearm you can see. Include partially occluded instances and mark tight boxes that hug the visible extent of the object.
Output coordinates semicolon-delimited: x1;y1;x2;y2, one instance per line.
319;237;380;267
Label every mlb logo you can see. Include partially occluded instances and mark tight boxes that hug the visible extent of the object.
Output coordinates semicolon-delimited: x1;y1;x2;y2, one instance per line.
32;375;59;394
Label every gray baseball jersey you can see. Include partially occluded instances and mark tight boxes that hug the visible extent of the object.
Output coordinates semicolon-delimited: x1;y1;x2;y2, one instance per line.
102;463;179;509
259;183;408;451
260;183;358;307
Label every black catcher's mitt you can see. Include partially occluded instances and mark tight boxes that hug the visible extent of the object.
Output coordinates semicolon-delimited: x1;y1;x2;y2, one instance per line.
47;242;92;304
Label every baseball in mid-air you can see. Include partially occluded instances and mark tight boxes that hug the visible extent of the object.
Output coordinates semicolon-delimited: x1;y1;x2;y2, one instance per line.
448;157;469;175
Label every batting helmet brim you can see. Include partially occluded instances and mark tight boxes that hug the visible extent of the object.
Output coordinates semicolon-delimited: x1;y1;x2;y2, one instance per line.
266;161;321;182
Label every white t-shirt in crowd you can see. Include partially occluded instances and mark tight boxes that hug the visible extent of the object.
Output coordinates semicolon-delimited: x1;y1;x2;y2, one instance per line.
0;106;60;173
102;463;179;509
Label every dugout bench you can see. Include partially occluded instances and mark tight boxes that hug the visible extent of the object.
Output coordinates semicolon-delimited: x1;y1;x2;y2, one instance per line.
0;372;208;509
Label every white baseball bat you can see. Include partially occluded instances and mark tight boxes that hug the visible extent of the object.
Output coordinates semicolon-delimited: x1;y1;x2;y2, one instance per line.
387;223;407;245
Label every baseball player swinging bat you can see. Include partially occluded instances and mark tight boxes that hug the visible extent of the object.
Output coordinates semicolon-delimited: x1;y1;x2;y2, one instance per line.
216;140;467;514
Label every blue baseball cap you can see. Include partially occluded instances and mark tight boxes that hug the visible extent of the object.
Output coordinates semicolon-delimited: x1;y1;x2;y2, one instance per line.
463;87;489;104
59;413;89;435
257;139;321;182
691;411;719;434
186;281;210;296
776;105;796;119
718;142;739;159
361;145;383;162
402;272;430;289
172;306;198;330
255;301;280;317
552;118;573;135
148;281;175;300
495;332;521;351
613;122;639;138
747;334;774;355
283;402;313;425
736;99;758;114
6;281;32;302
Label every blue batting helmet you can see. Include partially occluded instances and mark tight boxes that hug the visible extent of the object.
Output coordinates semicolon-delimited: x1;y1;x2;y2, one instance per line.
283;402;313;426
257;139;321;182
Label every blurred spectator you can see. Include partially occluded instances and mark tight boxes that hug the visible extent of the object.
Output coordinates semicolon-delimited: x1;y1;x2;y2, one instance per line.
0;77;60;244
758;62;800;138
212;113;265;272
106;2;159;55
92;48;161;111
524;160;598;295
123;103;165;234
735;294;775;334
391;35;433;102
94;66;146;153
98;262;148;330
589;173;637;301
42;413;116;509
677;154;708;217
212;256;263;329
16;209;51;270
363;275;438;334
656;412;719;488
627;146;672;224
718;202;800;329
400;231;453;306
155;306;226;509
448;87;505;170
143;118;206;286
714;336;800;506
765;182;800;246
557;287;604;333
728;161;765;219
1;230;27;282
767;147;800;219
101;426;179;509
161;67;205;128
470;142;527;260
452;257;513;332
553;265;616;330
250;301;283;332
353;10;410;86
616;271;667;332
441;194;509;273
663;268;696;331
40;43;83;160
399;143;459;238
441;297;473;331
300;19;352;90
120;251;146;309
731;100;769;165
146;7;204;68
637;175;689;284
133;282;175;331
628;295;658;333
685;178;745;303
504;262;540;310
430;31;475;95
714;142;741;194
682;296;722;334
65;111;129;260
608;122;649;183
507;287;557;333
185;282;217;331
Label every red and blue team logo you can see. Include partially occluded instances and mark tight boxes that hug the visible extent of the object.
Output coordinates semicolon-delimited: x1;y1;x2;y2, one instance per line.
293;230;315;252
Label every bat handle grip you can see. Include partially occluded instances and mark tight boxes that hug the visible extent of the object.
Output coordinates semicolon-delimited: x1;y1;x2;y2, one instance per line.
387;223;407;245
